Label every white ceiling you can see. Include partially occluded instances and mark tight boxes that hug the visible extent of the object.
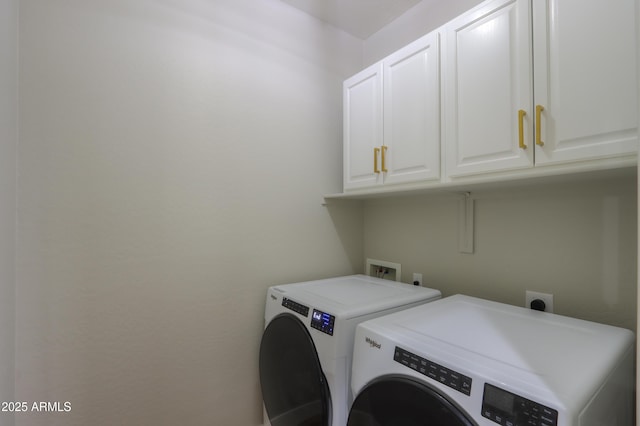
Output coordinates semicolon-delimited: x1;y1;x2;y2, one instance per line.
279;0;423;39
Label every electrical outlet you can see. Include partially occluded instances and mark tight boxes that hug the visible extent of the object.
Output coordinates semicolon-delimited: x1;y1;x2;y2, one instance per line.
525;291;554;313
412;273;423;286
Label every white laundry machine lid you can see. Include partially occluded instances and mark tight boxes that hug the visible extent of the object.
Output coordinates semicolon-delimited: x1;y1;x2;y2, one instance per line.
359;294;634;411
272;274;441;319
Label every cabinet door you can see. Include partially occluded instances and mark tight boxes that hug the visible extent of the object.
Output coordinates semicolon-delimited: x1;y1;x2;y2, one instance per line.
343;64;383;190
533;0;638;165
383;32;441;185
444;0;533;178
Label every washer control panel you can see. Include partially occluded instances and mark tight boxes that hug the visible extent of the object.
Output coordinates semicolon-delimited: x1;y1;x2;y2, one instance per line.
310;309;335;336
393;346;472;396
281;297;309;317
482;383;558;426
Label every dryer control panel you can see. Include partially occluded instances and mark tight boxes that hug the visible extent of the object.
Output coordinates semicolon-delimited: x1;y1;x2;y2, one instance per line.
482;383;558;426
282;297;309;317
393;346;472;396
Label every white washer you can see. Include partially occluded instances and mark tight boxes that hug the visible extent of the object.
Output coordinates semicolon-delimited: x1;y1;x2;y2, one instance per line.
348;295;635;426
259;274;441;426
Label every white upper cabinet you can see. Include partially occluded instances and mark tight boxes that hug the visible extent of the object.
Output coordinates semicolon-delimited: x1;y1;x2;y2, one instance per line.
532;0;638;165
444;0;637;179
343;63;384;190
444;0;533;177
338;0;637;197
382;32;441;186
343;32;441;191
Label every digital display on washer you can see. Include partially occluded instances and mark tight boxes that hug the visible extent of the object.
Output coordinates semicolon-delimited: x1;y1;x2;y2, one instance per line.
482;383;558;426
310;309;335;336
393;346;472;396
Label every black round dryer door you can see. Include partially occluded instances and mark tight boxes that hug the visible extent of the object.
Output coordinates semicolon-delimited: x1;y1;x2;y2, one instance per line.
347;376;477;426
259;313;331;426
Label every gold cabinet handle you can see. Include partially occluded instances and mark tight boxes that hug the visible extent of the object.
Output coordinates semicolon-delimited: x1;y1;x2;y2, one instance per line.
381;146;388;172
374;147;380;173
535;105;544;146
518;109;527;150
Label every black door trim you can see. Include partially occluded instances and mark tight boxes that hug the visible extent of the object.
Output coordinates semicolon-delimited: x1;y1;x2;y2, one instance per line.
347;374;477;426
259;313;332;426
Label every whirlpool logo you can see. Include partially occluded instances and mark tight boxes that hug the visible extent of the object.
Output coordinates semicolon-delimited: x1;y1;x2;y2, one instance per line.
365;337;381;349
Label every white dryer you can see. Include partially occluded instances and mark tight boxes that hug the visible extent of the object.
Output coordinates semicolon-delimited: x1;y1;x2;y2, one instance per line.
348;295;634;426
259;274;441;426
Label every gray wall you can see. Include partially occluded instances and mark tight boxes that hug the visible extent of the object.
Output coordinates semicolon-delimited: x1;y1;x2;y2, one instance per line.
15;0;363;424
0;0;17;425
363;0;484;65
363;175;637;331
